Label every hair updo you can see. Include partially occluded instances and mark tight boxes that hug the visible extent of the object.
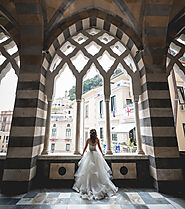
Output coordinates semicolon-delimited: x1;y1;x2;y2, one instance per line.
90;129;97;144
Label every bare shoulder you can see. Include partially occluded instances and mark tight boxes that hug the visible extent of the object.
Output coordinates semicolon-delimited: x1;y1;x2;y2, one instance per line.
96;138;100;143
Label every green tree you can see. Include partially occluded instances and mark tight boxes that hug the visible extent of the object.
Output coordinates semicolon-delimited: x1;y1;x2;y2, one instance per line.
68;69;122;101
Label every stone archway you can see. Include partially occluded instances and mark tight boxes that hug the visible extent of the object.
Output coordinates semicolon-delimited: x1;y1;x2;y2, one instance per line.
42;17;145;156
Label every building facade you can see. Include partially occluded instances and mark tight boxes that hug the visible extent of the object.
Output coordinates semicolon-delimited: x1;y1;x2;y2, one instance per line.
50;97;75;153
0;111;12;153
82;72;136;153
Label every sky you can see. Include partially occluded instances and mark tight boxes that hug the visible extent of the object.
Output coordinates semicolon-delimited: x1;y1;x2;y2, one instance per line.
0;68;17;111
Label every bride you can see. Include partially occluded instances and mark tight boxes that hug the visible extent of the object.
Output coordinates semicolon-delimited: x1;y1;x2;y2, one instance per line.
72;129;118;200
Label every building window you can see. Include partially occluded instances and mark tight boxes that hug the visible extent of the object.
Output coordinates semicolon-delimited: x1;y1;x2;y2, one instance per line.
3;117;6;122
100;100;103;118
112;133;117;141
111;95;116;111
1;126;5;132
66;144;70;151
126;99;132;106
100;127;103;139
6;136;9;143
183;123;185;137
177;86;185;104
85;104;89;118
111;95;116;117
66;128;71;138
51;143;55;153
51;128;57;138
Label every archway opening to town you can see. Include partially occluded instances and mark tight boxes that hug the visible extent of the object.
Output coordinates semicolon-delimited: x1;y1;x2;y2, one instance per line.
110;63;136;154
50;63;76;154
45;26;142;155
167;33;185;153
0;30;19;155
81;64;104;151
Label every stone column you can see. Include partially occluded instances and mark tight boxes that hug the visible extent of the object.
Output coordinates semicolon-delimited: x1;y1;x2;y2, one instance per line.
105;99;113;154
74;100;81;154
134;96;144;154
42;100;52;155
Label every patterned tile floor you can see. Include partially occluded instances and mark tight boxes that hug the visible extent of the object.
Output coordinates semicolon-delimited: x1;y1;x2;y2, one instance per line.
0;188;185;209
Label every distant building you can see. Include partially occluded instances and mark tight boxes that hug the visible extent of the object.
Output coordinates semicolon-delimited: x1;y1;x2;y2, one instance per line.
50;95;75;153
0;111;13;133
81;72;135;153
168;71;185;151
0;111;12;153
0;131;9;153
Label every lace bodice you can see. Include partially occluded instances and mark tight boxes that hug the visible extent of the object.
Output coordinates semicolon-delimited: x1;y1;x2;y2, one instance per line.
89;144;97;151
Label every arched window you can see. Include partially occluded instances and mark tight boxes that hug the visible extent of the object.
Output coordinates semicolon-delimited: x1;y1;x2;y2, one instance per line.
44;26;143;155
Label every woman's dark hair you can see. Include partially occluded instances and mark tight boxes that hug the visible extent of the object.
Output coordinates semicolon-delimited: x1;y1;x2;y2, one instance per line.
90;129;97;144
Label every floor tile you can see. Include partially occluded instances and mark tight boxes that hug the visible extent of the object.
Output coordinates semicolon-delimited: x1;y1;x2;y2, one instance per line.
59;193;71;198
147;204;175;209
126;193;145;205
148;192;164;199
68;205;122;209
31;193;48;204
43;197;58;204
24;192;38;198
0;188;185;209
139;192;169;205
16;198;33;205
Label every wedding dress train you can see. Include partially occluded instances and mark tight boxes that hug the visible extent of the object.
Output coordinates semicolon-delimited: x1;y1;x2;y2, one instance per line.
73;144;118;200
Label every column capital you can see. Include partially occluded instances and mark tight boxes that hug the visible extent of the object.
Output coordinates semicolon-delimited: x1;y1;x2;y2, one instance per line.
105;99;110;102
133;95;139;103
76;99;82;103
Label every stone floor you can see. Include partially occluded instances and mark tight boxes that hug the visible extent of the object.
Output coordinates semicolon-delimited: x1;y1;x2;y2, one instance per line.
0;188;185;209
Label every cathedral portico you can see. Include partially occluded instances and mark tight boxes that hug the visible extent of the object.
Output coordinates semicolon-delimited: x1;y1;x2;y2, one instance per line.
0;0;184;197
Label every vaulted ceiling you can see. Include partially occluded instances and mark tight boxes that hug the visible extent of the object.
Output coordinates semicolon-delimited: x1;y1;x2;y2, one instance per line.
0;0;184;48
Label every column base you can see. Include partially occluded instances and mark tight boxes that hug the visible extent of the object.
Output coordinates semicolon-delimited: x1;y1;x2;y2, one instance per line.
74;151;81;155
106;150;113;155
137;150;145;155
41;149;49;155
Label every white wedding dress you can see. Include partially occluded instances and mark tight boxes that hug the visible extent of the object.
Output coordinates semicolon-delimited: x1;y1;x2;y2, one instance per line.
72;143;118;200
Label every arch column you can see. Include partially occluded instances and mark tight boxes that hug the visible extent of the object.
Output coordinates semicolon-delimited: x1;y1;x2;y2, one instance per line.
104;77;112;155
41;100;52;155
105;98;112;154
74;99;81;154
74;78;82;155
133;96;144;154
